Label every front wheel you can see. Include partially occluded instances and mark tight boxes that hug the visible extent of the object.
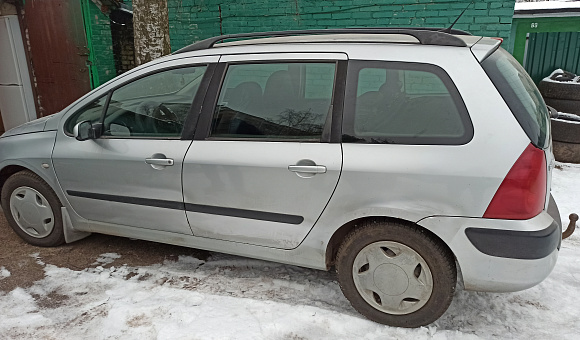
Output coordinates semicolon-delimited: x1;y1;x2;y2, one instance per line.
336;221;456;328
1;170;65;247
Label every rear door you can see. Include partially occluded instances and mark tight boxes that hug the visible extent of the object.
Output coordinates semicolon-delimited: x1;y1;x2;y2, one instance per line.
182;53;347;249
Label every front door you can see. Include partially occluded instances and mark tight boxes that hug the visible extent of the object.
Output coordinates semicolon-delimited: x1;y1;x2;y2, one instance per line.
53;58;216;234
183;54;346;249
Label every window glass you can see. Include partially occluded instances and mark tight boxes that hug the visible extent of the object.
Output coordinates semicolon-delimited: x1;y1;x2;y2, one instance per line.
347;62;470;144
102;65;207;138
64;95;107;134
481;48;549;149
210;62;336;140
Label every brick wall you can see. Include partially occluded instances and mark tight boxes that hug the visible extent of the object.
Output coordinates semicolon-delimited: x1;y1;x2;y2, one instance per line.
167;0;516;51
87;2;117;85
86;0;516;87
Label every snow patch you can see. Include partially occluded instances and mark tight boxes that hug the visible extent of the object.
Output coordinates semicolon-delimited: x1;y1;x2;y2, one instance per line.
93;253;122;265
30;253;44;266
552;112;580;124
558;112;580;120
542;69;580;84
516;1;580;11
0;267;11;279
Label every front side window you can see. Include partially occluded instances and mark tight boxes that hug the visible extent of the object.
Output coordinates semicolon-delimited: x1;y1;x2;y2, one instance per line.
65;65;207;138
64;95;107;135
344;61;472;145
102;65;207;138
209;62;336;140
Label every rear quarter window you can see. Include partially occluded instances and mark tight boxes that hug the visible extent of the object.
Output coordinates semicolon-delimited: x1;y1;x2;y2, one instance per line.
481;48;549;149
343;60;473;145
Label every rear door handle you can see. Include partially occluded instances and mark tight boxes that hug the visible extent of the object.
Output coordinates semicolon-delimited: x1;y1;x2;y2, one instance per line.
288;165;327;174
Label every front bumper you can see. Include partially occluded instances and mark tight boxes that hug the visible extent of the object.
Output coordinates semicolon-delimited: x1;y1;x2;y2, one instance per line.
418;210;560;292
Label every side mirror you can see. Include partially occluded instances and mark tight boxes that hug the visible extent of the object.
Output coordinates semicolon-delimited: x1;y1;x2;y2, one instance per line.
74;121;92;141
73;121;103;141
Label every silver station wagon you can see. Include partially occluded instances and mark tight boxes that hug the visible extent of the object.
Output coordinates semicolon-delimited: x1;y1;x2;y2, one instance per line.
0;28;562;327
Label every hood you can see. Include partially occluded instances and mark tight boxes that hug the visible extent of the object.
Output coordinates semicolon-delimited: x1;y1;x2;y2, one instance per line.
1;115;55;138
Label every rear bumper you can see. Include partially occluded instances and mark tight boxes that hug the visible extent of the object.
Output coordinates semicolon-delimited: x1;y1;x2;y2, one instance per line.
418;210;560;292
465;220;560;260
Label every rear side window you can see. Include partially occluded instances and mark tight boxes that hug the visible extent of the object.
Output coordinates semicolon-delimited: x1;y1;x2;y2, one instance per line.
343;61;473;145
481;48;549;149
209;62;336;141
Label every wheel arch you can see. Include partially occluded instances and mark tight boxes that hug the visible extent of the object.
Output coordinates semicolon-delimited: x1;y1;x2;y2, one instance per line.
0;162;64;207
0;164;30;196
325;216;459;273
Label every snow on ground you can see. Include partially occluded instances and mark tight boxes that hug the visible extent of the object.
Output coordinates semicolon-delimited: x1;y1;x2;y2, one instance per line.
93;253;122;266
0;267;10;279
0;166;579;339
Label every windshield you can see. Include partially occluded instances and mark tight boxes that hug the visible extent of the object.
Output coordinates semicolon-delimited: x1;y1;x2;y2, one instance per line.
481;48;549;149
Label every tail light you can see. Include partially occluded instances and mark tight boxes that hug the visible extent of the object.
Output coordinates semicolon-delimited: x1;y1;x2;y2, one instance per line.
483;143;547;220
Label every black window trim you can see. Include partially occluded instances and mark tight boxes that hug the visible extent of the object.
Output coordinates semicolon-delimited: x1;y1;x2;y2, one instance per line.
193;59;347;143
342;60;474;146
63;63;214;140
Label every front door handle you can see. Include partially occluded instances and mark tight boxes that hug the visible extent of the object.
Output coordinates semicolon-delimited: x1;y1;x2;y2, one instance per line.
288;165;327;174
146;153;174;170
146;158;174;166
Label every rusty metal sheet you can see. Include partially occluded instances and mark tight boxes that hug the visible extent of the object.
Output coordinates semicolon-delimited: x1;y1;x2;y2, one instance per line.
23;0;92;116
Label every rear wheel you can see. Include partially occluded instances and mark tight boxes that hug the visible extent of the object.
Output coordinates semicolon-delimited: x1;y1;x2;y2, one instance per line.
336;221;456;328
1;170;65;247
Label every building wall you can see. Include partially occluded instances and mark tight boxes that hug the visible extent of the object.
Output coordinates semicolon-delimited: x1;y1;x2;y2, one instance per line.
86;0;517;87
511;15;580;83
168;0;516;51
83;0;117;86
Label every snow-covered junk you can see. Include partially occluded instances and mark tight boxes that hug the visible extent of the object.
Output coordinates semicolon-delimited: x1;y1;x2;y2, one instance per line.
539;69;580;163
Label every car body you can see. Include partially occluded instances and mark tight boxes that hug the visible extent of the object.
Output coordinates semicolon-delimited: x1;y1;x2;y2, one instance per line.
0;28;561;327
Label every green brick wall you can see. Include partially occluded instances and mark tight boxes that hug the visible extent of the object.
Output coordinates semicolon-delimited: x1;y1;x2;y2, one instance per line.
167;0;516;51
85;1;117;86
85;0;516;87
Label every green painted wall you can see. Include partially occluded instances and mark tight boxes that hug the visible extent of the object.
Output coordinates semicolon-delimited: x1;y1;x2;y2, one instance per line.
168;0;516;51
510;16;580;84
511;16;580;64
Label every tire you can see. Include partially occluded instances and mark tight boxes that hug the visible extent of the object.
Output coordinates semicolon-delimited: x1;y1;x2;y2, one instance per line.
553;141;580;164
336;221;456;328
0;170;65;247
545;98;580;115
551;117;580;144
539;80;580;101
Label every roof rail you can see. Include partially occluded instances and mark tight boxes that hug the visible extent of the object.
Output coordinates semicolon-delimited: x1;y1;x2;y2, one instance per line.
173;27;470;54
